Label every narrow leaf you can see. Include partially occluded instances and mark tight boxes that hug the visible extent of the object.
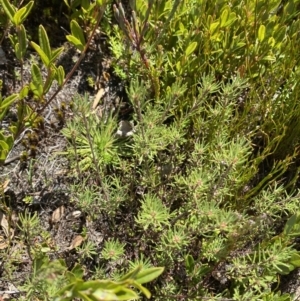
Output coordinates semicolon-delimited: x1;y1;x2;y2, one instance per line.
18;1;34;23
131;281;151;299
258;24;266;42
17;24;27;59
30;63;43;97
0;94;18;110
209;21;220;35
70;20;86;47
38;25;52;62
30;41;50;66
66;35;84;51
185;41;197;56
56;65;65;86
120;265;142;281
13;7;26;26
0;0;16;23
50;46;64;63
114;287;140;300
224;12;237;27
220;8;229;27
135;267;164;284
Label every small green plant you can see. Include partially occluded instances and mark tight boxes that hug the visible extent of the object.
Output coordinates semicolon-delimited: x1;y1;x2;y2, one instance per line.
0;0;109;164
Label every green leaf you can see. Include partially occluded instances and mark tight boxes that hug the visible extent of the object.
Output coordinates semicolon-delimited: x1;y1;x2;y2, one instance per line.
30;41;50;67
0;94;18;110
0;140;9;161
224;12;237;27
13;7;26;26
283;214;299;236
290;252;300;267
43;67;56;94
50;47;64;63
16;24;27;59
18;1;33;23
91;289;119;300
120;265;142;281
268;37;275;47
38;25;52;62
274;262;294;275
258;24;266;42
70;20;86;47
19;85;29;99
0;0;16;23
0;94;18;122
66;35;84;51
220;8;229;27
185;42;197;57
71;263;84;279
131;281;151;299
185;254;195;273
114;287;140;300
209;21;220;36
56;65;65;86
135;267;164;284
30;63;43;98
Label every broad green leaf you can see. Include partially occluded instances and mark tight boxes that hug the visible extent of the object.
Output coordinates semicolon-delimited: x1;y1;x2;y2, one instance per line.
70;20;86;47
38;25;52;62
66;35;84;51
290;253;300;267
135;267;164;284
258;24;266;42
0;0;16;23
275;262;294;275
185;42;197;56
30;41;50;66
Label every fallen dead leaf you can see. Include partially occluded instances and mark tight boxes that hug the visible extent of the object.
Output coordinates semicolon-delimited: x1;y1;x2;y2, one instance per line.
92;88;105;110
51;206;65;223
0;211;14;239
0;179;10;192
68;235;84;250
0;235;8;249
